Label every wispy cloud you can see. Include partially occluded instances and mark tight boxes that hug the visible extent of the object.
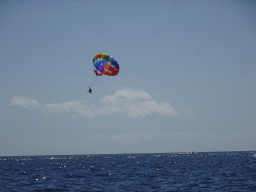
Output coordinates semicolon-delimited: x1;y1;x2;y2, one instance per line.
10;88;178;118
10;96;39;109
91;132;217;142
184;108;193;115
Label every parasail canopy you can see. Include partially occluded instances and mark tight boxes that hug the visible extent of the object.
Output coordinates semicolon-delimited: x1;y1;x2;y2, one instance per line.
93;53;120;76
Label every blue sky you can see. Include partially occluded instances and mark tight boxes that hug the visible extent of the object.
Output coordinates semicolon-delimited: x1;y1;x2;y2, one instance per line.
1;0;255;156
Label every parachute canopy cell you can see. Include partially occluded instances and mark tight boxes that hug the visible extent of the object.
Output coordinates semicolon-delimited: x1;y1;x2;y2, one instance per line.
93;53;120;76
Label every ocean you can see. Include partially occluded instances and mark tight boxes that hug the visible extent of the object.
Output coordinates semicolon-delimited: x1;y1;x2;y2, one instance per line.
0;151;256;191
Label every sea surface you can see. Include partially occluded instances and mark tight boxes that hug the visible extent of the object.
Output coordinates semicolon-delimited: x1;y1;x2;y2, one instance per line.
0;151;256;191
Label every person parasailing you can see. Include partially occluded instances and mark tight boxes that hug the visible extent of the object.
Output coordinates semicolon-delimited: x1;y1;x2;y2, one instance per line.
87;87;92;94
88;53;120;94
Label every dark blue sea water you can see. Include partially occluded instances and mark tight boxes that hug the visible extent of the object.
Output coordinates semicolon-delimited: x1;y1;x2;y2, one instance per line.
1;151;256;191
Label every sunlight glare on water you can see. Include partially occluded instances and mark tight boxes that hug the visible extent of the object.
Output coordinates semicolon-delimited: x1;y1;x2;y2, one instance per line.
0;152;256;191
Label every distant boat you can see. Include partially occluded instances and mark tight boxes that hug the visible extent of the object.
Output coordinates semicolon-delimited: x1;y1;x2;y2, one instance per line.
191;151;196;154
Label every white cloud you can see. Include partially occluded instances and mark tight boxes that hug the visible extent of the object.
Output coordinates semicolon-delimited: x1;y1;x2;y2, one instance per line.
44;100;95;118
10;88;178;118
99;88;152;104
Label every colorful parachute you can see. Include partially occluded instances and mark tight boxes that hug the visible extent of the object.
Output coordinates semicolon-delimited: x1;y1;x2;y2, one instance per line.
93;53;120;76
